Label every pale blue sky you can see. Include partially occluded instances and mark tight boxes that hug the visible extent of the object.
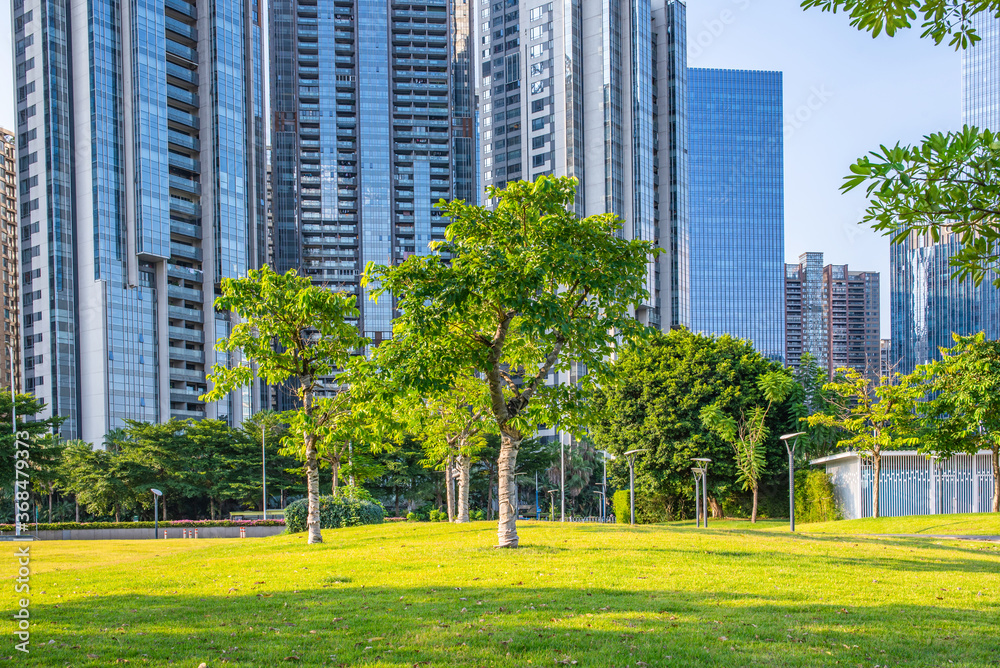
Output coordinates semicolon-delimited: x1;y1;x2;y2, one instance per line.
0;1;963;334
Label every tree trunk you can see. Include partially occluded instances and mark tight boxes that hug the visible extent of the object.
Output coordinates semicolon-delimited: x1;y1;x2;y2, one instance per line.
750;484;758;523
303;385;323;544
456;454;471;523
872;453;881;519
114;504;120;524
163;497;167;522
992;444;999;513
394;486;400;517
210;497;216;521
75;497;79;523
281;488;285;509
445;455;456;522
48;485;53;523
496;426;521;547
709;496;723;519
330;453;341;495
487;476;494;521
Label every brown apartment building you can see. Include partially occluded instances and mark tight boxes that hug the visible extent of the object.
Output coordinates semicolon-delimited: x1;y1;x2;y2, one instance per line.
1;130;19;391
786;252;880;379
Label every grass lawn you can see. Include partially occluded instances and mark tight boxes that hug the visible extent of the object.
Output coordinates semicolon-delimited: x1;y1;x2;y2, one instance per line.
8;518;1000;667
798;513;1000;536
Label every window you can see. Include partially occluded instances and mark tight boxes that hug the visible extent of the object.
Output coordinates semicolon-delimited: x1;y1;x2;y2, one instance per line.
530;6;542;20
529;26;542;39
531;80;544;94
531;117;545;130
529;44;544;58
482;21;490;31
530;63;544;76
505;52;520;82
531;99;545;112
532;136;546;149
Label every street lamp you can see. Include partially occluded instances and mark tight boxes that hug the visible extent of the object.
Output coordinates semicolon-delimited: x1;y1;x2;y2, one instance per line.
593;490;606;522
691;467;703;527
151;489;163;538
546;489;560;522
692;458;712;527
262;424;267;521
624;449;647;526
780;432;807;532
600;451;615;522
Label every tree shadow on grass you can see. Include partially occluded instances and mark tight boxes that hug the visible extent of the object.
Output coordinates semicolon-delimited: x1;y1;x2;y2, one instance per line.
25;584;1000;668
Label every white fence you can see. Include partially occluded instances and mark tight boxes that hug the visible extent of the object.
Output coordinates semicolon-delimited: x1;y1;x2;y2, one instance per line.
813;451;996;520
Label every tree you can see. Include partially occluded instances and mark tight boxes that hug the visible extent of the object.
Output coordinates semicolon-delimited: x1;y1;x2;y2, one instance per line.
202;267;367;544
366;176;655;547
916;332;1000;511
801;1;1000;48
805;368;922;518
701;371;795;523
591;329;800;522
791;353;845;458
802;2;1000;286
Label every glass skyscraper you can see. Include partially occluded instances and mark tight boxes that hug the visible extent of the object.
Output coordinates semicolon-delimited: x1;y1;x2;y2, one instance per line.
13;0;265;443
687;68;785;361
270;0;477;356
890;12;1000;373
474;0;690;330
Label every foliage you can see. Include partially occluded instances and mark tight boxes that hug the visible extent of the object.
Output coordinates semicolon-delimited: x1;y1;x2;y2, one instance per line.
842;126;1000;287
365;175;657;546
591;330;801;522
915;332;1000;511
790;354;843;458
612;489;630;524
283;494;384;533
794;470;842;524
800;0;1000;48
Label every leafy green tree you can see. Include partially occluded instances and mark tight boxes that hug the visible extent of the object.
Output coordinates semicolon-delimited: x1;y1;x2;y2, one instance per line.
802;2;1000;286
202;266;367;544
0;394;65;523
790;353;844;458
805;368;922;518
237;410;303;510
366;176;655;547
591;329;799;521
801;1;1000;48
916;333;1000;511
701;371;795;523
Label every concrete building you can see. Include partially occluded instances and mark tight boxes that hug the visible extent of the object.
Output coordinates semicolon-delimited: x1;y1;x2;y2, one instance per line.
270;0;478;353
688;68;785;361
13;0;266;442
785;252;880;379
891;11;1000;373
474;0;692;330
0;130;18;391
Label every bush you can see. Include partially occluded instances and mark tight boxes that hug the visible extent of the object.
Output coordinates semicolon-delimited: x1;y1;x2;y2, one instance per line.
470;509;486;521
406;512;421;522
428;509;443;522
0;519;284;532
613;489;630;524
284;495;385;533
795;469;842;523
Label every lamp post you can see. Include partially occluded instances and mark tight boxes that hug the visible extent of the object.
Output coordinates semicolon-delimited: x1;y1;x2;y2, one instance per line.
151;489;163;538
546;489;559;522
623;449;647;525
560;437;566;522
691;468;702;527
780;432;807;532
535;472;540;520
600;450;614;523
692;458;712;527
593;490;606;522
262;424;267;521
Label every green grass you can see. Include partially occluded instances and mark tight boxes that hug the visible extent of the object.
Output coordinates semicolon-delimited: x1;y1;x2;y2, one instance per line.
800;513;1000;536
9;518;1000;667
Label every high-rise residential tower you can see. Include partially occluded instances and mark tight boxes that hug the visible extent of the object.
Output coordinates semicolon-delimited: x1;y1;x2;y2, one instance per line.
785;252;880;379
688;68;785;361
474;0;691;330
1;130;19;391
890;12;1000;373
270;0;478;354
13;0;266;443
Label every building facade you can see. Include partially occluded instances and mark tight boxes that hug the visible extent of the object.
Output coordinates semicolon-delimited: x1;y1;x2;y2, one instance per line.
270;0;478;352
785;252;880;378
891;12;1000;374
474;0;691;330
688;68;785;361
0;130;19;391
13;0;266;443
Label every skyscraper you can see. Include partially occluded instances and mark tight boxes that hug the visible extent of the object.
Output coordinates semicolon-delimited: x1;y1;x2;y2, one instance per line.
890;12;1000;373
1;130;19;391
474;0;691;330
270;0;477;352
13;0;266;443
688;68;785;361
785;252;880;379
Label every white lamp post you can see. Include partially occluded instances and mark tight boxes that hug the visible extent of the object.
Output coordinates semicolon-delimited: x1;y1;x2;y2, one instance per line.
151;489;163;538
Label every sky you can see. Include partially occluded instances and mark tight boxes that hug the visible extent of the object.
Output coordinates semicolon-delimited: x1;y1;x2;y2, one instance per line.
0;1;964;335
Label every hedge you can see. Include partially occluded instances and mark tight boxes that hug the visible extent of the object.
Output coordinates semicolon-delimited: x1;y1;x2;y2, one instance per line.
613;489;630;524
0;519;285;532
284;495;385;533
795;469;842;523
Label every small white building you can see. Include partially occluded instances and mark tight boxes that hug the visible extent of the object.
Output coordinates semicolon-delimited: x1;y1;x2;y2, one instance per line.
810;451;997;520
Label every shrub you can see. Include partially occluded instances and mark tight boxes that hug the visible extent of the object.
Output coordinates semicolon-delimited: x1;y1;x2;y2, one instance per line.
406;512;420;522
795;469;842;523
284;495;385;533
0;519;285;532
428;509;442;522
613;489;630;524
470;509;485;521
